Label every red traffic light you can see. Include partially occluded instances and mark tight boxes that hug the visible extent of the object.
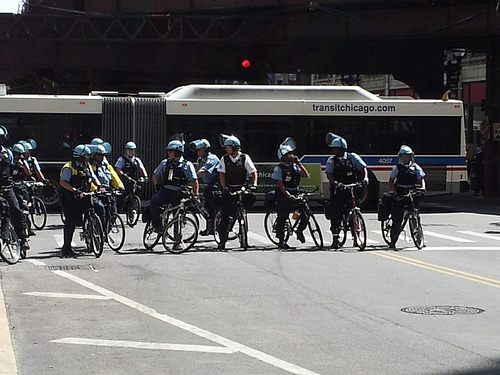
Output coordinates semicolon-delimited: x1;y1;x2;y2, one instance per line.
241;59;251;68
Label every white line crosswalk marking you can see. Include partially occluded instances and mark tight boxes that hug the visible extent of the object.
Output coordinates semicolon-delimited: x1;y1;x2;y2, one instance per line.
422;230;475;243
24;292;111;300
51;338;237;354
458;231;500;241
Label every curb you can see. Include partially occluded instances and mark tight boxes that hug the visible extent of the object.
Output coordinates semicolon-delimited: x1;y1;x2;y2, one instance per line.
0;281;17;375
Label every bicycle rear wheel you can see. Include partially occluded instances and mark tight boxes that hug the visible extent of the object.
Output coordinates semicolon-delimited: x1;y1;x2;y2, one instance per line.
337;223;348;247
409;213;424;249
143;221;160;250
0;225;20;264
381;217;392;245
238;211;248;251
107;214;125;251
213;210;238;244
162;216;198;254
125;194;141;227
30;197;47;230
351;210;367;251
307;214;323;249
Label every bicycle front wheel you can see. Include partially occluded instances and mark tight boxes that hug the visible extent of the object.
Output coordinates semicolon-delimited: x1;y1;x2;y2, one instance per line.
107;214;126;251
381;217;392;245
409;213;424;249
351;210;367;251
125;194;141;227
307;214;323;249
162;216;198;254
238;211;248;251
0;225;20;264
85;212;104;258
30;197;47;230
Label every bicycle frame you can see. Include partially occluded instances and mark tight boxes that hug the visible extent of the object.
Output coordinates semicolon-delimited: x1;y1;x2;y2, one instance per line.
337;182;367;250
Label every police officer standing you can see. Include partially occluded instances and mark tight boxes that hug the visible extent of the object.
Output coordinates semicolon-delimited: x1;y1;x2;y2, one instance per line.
0;129;30;253
189;138;219;236
216;134;257;250
150;140;198;233
273;138;310;249
388;145;426;249
325;134;368;249
59;145;102;258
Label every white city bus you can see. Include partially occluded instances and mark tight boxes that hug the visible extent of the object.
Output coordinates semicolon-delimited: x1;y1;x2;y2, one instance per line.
165;84;466;203
0;84;465;205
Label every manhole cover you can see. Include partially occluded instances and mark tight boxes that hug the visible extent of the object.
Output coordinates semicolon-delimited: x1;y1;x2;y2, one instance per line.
401;306;484;315
46;265;96;271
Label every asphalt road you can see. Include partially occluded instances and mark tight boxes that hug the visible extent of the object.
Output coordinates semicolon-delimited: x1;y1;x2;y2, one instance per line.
1;205;500;375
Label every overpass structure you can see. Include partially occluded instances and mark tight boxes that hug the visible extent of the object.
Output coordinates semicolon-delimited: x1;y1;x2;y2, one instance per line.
1;0;500;196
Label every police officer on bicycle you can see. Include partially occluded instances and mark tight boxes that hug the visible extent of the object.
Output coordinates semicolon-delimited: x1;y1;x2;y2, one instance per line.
273;138;310;249
115;141;148;189
189;138;219;236
59;144;103;258
11;142;32;237
325;134;368;249
90;144;124;229
0;131;30;253
216;134;257;250
150;140;198;234
388;145;426;249
23;139;48;183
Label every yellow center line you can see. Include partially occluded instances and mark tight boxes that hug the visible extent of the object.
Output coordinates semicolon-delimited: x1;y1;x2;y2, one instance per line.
373;252;500;289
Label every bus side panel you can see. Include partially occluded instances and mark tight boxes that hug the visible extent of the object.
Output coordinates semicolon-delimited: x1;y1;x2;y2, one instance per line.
102;97;167;199
102;97;134;166
136;98;167;198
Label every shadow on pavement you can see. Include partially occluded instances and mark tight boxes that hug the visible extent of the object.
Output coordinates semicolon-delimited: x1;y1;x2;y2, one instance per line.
419;191;500;215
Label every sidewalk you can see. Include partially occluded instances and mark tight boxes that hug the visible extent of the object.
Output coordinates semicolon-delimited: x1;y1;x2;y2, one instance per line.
421;191;500;215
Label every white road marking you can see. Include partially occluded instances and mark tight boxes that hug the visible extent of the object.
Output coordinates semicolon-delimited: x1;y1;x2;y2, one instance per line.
28;260;320;375
248;231;271;244
26;259;46;266
458;231;500;241
51;337;237;354
420;246;500;251
24;292;111;300
423;230;475;242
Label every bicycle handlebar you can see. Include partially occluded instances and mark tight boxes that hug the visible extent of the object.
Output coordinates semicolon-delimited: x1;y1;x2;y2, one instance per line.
338;182;364;190
226;185;256;196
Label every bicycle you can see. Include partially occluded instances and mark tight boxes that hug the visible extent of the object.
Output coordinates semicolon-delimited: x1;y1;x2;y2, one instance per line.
78;192;105;258
334;182;367;251
264;188;323;249
97;189;126;252
121;176;146;227
23;180;48;230
214;186;254;251
142;187;199;253
381;188;425;249
0;187;21;264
